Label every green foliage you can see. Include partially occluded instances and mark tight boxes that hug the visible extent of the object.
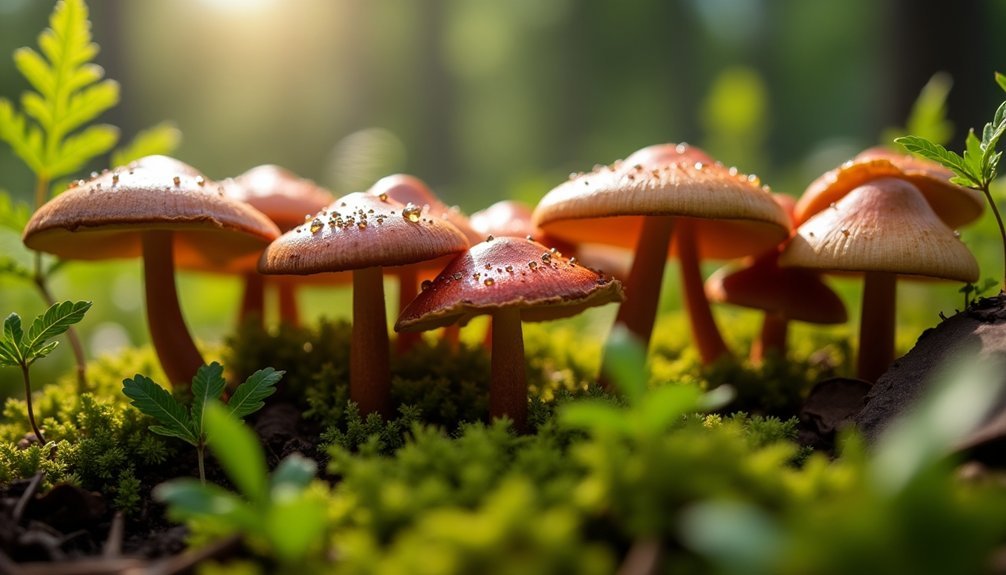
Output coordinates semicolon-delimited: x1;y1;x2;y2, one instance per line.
0;0;119;182
0;194;31;233
0;301;91;368
155;403;330;565
110;121;182;167
123;362;283;481
883;72;954;146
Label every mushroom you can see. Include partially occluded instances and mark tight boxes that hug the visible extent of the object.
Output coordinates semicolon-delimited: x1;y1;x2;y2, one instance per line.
369;174;481;352
227;165;338;326
779;178;979;382
395;236;623;432
795;147;985;228
22;156;280;390
705;250;847;362
258;191;469;416
533;143;790;365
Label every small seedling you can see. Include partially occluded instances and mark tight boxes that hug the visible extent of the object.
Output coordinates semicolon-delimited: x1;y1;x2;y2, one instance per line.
0;300;92;444
154;403;328;564
897;72;1006;293
122;362;283;483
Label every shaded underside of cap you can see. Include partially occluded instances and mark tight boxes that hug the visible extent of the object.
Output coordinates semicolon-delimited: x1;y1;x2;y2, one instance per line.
706;252;847;324
231;165;335;231
781;178;979;282
795;153;984;228
396;237;624;332
533;161;790;259
22;158;280;266
259;191;470;274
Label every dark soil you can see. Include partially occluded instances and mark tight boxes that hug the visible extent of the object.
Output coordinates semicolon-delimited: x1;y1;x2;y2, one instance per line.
855;293;1006;461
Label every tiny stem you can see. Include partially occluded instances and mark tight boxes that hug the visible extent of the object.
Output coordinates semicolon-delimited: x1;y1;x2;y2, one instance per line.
21;364;45;444
980;185;1006;293
197;443;206;485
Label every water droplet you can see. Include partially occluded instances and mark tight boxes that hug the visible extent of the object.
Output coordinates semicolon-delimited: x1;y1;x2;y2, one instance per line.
841;160;855;168
111;174;119;185
694;162;705;170
68;180;79;189
403;203;422;222
633;164;643;171
483;278;495;287
728;166;739;176
953;230;961;238
378;192;389;202
583;180;590;186
841;228;850;237
421;280;433;291
505;265;513;273
486;234;494;242
196;176;206;187
95;183;102;190
173;176;181;186
808;231;815;237
541;252;552;263
569;257;577;266
472;273;481;280
485;263;493;270
526;235;534;242
675;143;689;153
90;171;99;179
452;272;463;281
747;174;760;186
528;261;538;270
829;202;837;209
357;221;367;230
305;214;313;222
310;218;323;233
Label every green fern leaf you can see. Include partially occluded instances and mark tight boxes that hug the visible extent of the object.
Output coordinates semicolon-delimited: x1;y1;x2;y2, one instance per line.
191;362;227;438
111;122;182;167
227;367;284;419
0;194;32;233
23;300;91;359
0;0;120;185
122;374;198;446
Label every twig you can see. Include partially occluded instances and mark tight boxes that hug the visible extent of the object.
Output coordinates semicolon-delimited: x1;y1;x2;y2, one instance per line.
103;512;124;558
12;472;43;525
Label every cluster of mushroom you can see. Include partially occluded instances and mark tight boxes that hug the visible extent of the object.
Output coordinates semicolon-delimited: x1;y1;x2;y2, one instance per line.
20;142;984;433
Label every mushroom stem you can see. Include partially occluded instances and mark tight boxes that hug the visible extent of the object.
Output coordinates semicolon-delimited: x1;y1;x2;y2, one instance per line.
238;272;265;330
277;283;299;326
351;266;392;417
612;215;675;346
857;271;897;382
443;324;461;351
396;267;422;353
751;312;788;363
142;231;204;392
677;219;731;364
490;307;527;433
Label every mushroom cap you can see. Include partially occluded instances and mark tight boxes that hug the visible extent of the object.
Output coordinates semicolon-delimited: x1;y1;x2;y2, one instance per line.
22;156;280;268
470;200;537;239
795;147;985;228
780;178;979;282
369;174;482;244
258;191;470;275
395;236;624;332
230;165;335;231
706;251;847;324
533;152;790;259
623;142;715;167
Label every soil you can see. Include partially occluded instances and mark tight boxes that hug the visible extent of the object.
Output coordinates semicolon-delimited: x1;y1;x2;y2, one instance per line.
855;293;1006;461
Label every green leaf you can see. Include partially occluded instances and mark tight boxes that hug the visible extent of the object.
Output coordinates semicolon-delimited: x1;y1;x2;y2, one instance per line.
153;478;258;529
0;256;33;281
271;453;317;492
2;314;25;366
0;0;121;183
904;72;953;146
23;300;91;359
264;491;328;562
560;400;632;434
122;374;198;446
600;325;648;404
111;122;182;168
0;340;18;367
0;194;31;233
227;367;284;419
27;340;59;365
204;402;269;507
190;362;226;438
997;72;1006;94
895;136;978;186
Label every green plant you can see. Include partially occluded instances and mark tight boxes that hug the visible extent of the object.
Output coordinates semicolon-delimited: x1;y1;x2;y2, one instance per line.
122;362;283;483
0;0;180;386
897;72;1006;292
154;402;329;566
0;300;91;443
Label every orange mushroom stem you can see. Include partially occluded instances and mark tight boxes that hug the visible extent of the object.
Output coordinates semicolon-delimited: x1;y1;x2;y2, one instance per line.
142;231;206;390
238;272;266;329
395;266;422;353
277;282;300;326
857;271;897;382
751;312;788;363
489;307;528;431
612;215;674;347
351;266;392;417
676;219;731;364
